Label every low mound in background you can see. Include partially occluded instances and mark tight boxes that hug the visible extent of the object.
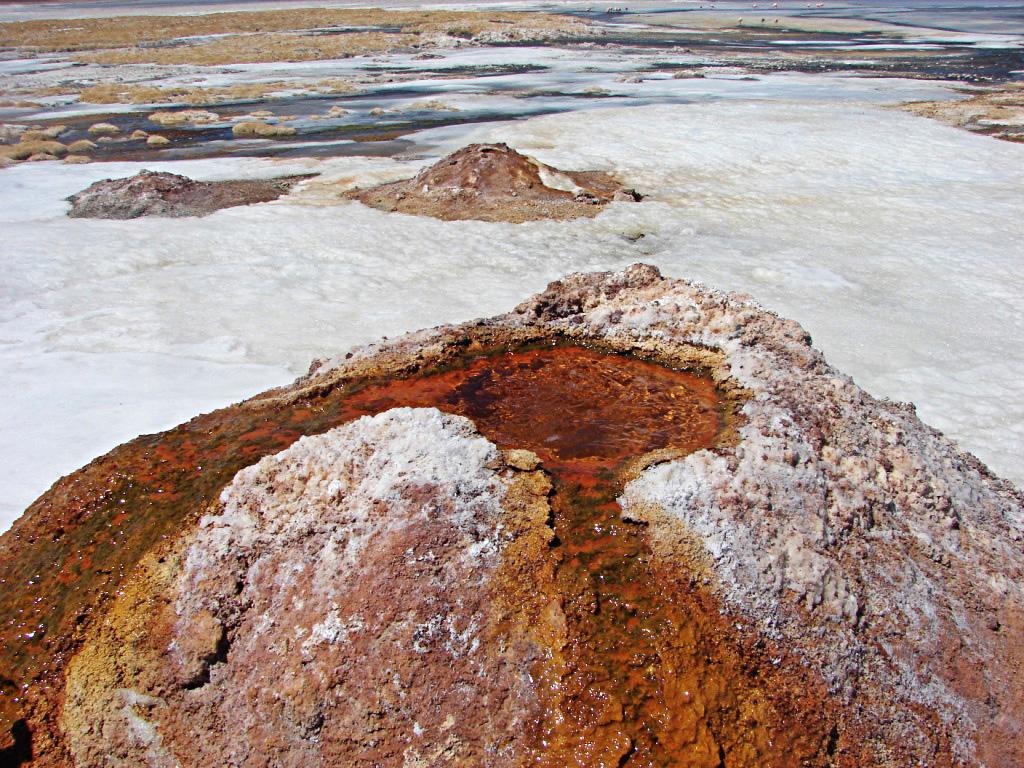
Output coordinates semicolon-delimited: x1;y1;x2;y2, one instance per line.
66;170;309;219
349;142;640;222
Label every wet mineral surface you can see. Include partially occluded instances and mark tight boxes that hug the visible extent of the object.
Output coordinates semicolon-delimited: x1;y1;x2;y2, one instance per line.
0;339;833;766
2;264;1022;767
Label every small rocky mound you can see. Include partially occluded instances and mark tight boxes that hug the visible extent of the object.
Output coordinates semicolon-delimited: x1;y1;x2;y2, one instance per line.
1;265;1022;767
349;142;642;222
66;170;311;219
898;84;1024;143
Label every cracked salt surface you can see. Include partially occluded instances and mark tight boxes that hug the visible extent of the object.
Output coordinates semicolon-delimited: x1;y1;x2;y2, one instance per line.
0;98;1022;532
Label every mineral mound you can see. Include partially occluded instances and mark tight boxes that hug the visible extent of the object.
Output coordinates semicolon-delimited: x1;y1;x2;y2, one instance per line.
898;84;1024;143
1;264;1022;767
349;142;642;222
66;170;311;219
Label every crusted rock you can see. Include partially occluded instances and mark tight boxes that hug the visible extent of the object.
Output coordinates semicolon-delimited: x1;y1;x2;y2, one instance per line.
504;448;541;471
0;265;1021;767
349;142;642;223
65;170;311;219
63;410;554;767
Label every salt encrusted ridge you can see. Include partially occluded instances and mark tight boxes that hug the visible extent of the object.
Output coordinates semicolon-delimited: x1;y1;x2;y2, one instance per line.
181;407;505;623
511;264;1023;763
65;408;523;768
46;264;1024;767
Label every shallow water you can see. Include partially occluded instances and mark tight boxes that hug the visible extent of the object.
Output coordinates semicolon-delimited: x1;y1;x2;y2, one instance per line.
4;2;1021;162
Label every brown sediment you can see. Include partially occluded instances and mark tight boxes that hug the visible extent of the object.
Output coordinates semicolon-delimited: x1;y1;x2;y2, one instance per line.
342;346;720;463
65;170;314;219
0;9;590;65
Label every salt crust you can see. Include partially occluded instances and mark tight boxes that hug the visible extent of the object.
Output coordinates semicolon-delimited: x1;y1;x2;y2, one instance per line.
182;407;504;620
176;406;507;673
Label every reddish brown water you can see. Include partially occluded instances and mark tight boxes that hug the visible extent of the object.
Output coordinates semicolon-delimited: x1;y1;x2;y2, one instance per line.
0;343;831;766
346;345;720;468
